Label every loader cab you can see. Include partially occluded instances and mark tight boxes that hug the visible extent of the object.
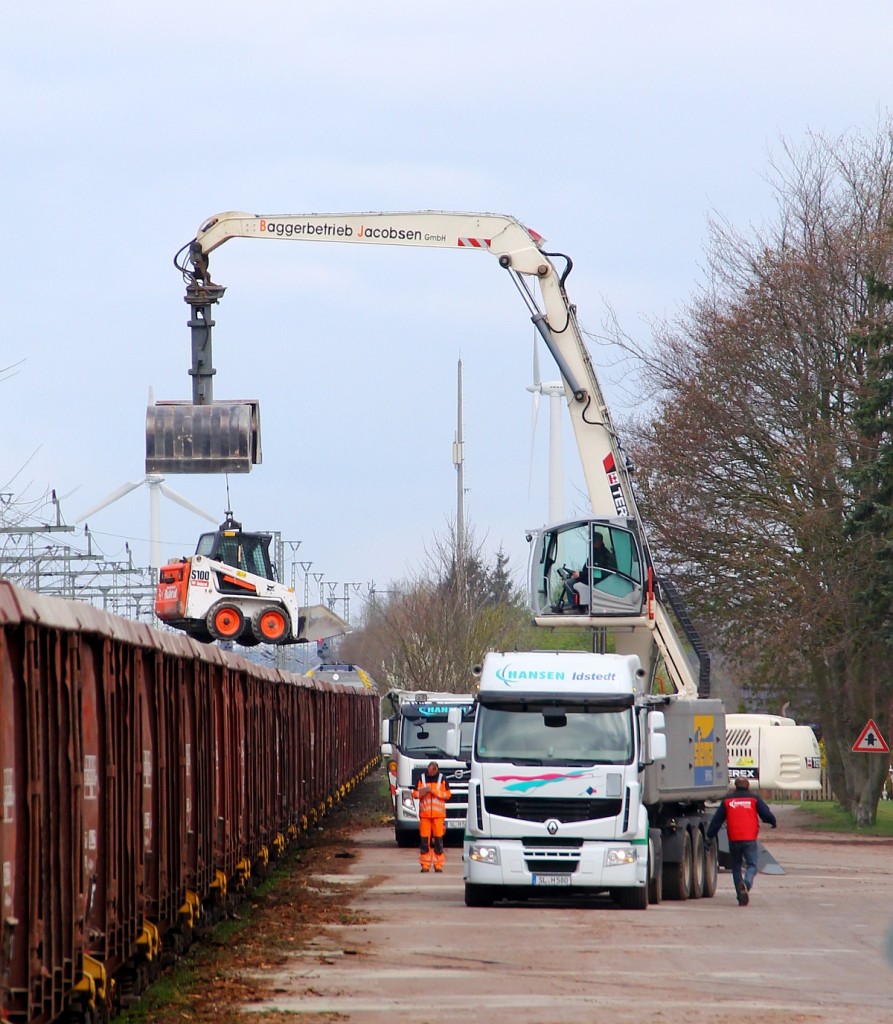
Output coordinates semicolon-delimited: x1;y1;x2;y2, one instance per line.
196;516;276;581
528;518;646;619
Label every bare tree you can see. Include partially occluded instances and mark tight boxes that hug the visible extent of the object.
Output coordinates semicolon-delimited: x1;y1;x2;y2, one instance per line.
621;121;893;823
340;523;532;693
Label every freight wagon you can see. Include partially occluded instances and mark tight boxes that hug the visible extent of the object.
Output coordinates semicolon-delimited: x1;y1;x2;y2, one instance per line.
0;580;379;1024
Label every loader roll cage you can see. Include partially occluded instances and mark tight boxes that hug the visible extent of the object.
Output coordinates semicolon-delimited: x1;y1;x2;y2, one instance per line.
195;519;276;582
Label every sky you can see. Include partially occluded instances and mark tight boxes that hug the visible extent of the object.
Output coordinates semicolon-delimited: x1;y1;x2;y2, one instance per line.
3;2;893;623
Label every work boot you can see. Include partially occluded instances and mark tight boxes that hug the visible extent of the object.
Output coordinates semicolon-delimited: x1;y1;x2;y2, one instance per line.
736;880;749;906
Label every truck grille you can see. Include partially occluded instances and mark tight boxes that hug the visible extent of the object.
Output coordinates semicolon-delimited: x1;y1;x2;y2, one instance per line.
408;767;468;816
524;858;580;874
411;767;470;787
523;845;582;873
485;796;621;822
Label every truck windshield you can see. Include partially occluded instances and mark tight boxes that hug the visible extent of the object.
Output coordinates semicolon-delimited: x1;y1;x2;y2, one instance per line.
399;714;474;760
475;703;633;766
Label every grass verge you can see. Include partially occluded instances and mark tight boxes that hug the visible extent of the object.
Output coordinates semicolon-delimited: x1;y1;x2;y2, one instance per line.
117;770;392;1023
792;798;893;836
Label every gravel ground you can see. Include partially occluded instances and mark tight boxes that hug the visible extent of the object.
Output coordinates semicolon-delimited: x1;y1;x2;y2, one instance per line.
127;779;893;1024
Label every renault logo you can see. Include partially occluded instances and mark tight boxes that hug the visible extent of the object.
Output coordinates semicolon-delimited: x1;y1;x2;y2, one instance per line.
545;818;560;835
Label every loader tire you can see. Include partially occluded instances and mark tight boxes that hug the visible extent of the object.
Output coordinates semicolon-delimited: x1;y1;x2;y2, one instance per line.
207;603;244;641
251;606;290;644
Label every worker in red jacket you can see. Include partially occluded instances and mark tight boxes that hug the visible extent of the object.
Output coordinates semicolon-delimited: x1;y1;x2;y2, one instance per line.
413;761;452;872
707;776;777;906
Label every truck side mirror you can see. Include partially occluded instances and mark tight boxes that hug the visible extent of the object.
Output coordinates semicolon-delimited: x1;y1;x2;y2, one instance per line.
649;710;667;762
380;716;395;757
444;706;463;758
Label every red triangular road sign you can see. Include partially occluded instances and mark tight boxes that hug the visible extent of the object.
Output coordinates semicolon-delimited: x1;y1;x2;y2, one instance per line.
852;719;890;754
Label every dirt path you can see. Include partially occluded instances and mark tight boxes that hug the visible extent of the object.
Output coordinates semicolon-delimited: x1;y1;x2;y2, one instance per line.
132;781;893;1024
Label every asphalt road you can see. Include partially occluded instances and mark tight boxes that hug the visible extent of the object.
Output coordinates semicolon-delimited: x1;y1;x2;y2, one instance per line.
243;804;893;1024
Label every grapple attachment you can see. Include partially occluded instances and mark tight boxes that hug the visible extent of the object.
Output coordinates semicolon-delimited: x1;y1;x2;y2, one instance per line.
146;399;261;474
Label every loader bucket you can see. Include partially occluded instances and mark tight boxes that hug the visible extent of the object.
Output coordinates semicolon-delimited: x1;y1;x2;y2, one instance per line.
146;399;262;474
295;604;351;643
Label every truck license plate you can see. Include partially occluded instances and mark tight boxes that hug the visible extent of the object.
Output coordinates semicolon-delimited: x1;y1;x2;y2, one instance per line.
446;819;466;829
532;874;571;886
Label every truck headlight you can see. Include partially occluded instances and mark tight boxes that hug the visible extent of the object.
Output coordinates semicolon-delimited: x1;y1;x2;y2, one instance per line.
401;792;416;812
468;844;500;865
604;848;637;867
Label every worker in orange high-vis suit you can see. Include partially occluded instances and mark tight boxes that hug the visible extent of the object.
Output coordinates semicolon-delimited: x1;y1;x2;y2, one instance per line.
414;761;452;872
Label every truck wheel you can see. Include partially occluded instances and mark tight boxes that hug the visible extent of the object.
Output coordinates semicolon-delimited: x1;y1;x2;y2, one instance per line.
252;606;290;643
207;603;244;641
395;829;417;848
648;829;663;905
702;834;718;897
612;885;648;910
689;828;706;898
464;883;494;907
662;829;692;901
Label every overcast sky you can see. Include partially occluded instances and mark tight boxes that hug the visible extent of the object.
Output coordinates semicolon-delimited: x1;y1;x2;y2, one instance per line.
4;2;892;619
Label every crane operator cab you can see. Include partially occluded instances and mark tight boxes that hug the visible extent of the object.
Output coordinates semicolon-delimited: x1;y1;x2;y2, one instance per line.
528;519;647;620
196;515;276;582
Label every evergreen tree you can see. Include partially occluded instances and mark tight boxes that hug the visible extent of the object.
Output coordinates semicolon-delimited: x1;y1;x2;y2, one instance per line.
846;274;893;631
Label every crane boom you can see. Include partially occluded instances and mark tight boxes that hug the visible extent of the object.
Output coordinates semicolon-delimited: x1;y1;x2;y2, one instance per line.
169;209;700;697
188;210;639;527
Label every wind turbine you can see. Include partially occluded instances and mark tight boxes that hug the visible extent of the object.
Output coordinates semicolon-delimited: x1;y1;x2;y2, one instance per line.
77;474;218;571
526;336;565;524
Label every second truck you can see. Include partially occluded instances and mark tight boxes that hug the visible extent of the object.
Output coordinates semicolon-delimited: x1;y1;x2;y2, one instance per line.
380;689;477;847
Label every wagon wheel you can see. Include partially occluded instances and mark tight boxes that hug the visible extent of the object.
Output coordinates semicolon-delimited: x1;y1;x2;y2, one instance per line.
207;603;244;641
252;606;290;644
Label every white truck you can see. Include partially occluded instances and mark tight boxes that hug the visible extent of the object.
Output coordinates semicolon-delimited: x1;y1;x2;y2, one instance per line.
455;663;823;908
380;690;476;848
456;650;727;909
